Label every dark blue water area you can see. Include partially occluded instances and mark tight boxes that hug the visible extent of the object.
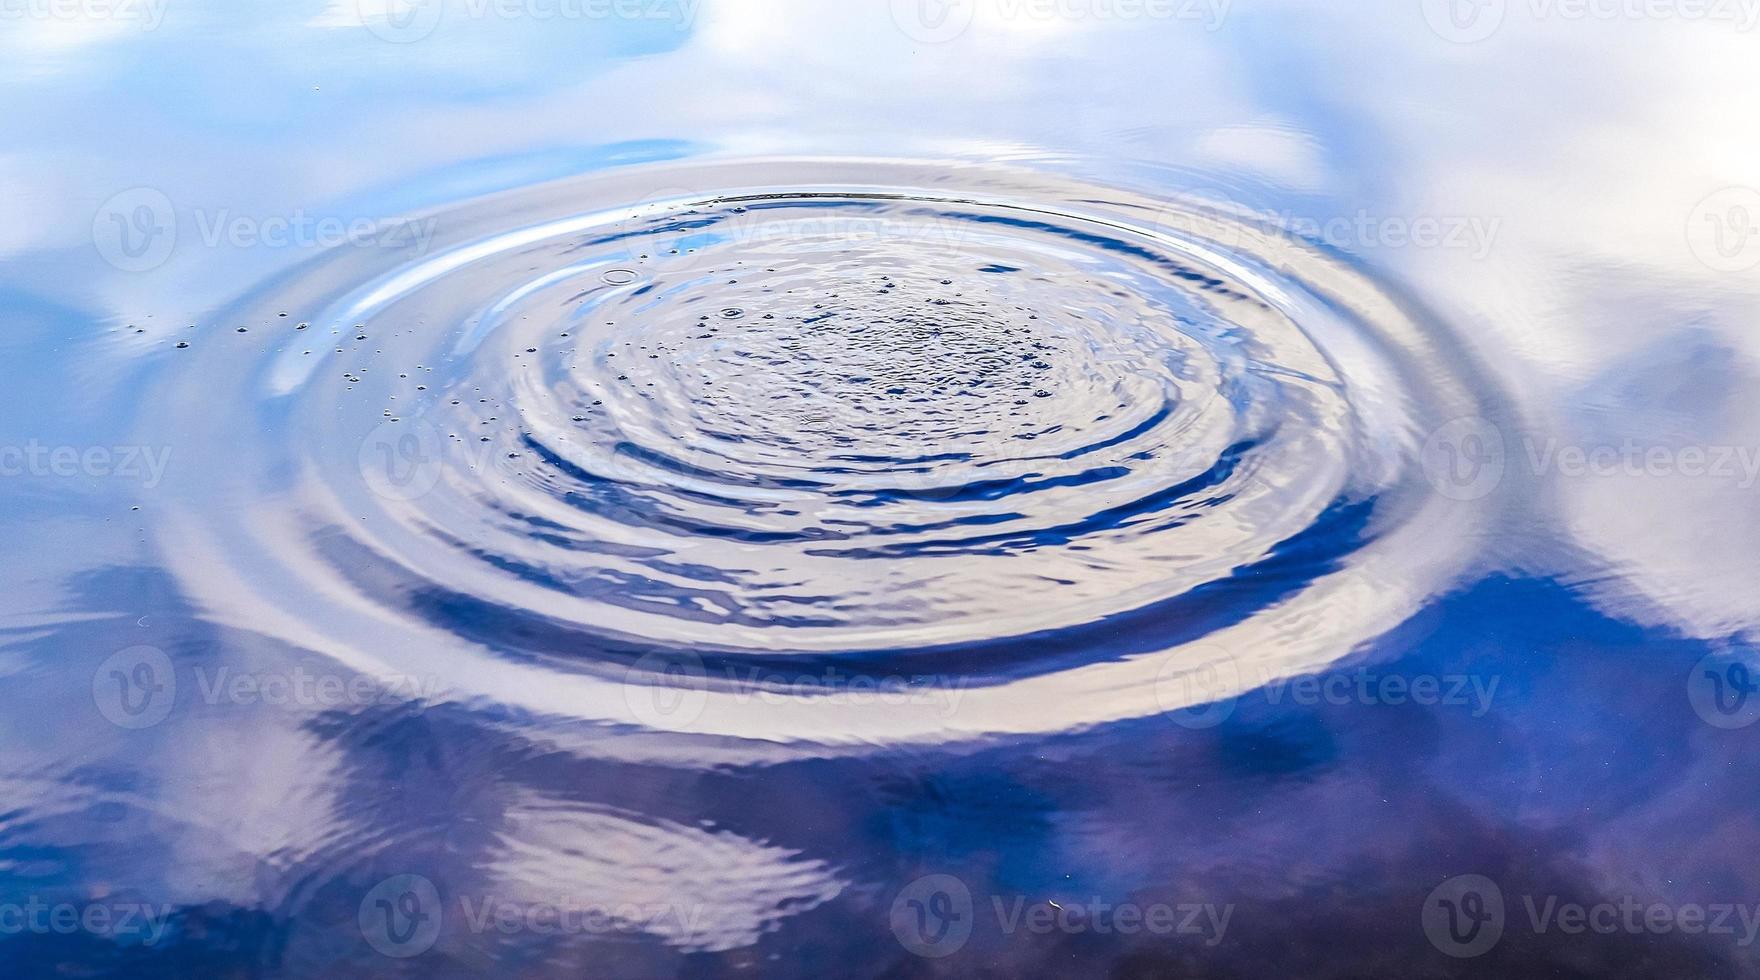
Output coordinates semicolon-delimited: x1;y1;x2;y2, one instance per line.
6;3;1760;977
5;571;1757;977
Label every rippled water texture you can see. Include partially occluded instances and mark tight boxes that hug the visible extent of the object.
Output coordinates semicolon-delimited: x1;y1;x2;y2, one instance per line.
152;161;1499;750
5;4;1760;977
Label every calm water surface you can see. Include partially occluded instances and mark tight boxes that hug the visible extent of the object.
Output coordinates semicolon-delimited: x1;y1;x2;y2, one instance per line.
3;1;1760;976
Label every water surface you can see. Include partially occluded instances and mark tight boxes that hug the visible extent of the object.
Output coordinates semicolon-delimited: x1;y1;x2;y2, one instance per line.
3;1;1760;976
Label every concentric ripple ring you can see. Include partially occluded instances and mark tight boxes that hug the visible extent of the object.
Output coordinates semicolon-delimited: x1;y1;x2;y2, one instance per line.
148;159;1503;756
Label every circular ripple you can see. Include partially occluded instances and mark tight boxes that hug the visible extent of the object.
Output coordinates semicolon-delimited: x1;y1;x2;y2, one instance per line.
149;160;1502;753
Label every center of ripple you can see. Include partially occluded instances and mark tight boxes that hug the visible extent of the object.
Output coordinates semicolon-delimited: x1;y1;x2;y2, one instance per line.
350;194;1357;653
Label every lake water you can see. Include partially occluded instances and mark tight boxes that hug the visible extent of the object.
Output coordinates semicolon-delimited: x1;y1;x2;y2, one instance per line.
3;1;1760;975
